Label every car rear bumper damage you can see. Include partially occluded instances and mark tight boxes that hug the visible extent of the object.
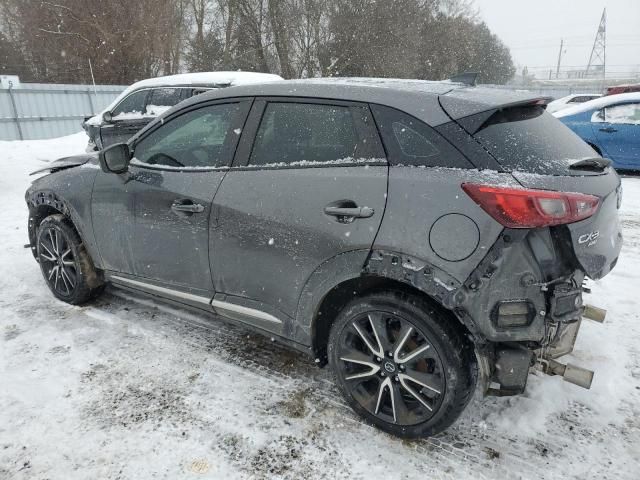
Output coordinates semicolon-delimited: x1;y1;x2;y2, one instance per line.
485;287;608;396
476;253;619;396
366;221;620;398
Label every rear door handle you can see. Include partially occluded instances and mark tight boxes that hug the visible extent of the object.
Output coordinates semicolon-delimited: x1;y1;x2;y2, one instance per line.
324;205;374;223
171;200;204;214
599;127;618;133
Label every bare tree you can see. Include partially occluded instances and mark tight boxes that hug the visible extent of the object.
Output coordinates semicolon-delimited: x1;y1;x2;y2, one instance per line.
1;0;515;84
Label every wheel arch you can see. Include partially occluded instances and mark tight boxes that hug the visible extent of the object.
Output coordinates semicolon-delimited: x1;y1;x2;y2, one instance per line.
26;190;97;264
294;249;478;364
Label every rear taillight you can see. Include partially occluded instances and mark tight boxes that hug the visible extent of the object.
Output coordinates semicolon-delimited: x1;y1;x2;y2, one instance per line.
462;183;600;228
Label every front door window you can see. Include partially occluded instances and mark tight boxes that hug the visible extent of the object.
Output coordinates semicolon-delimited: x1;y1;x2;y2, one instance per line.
133;103;243;169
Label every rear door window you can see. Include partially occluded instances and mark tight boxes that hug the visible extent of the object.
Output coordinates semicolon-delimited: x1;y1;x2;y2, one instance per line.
145;88;184;116
371;104;472;168
249;102;370;166
604;103;640;125
473;105;597;175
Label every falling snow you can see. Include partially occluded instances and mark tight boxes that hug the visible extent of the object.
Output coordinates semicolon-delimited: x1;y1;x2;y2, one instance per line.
0;134;638;480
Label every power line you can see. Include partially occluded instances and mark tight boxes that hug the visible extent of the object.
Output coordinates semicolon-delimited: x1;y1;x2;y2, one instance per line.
511;42;640;50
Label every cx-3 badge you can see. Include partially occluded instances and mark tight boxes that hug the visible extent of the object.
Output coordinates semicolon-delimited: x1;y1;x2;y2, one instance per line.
578;231;600;247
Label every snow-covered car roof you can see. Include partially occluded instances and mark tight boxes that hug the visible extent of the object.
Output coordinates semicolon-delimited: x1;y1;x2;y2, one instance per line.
86;71;282;126
554;92;640;118
546;94;602;113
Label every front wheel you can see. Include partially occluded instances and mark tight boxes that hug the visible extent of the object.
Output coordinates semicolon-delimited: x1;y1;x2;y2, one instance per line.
328;291;477;438
36;215;104;304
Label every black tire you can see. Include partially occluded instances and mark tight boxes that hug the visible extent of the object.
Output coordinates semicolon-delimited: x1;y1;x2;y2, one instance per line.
328;290;477;438
36;214;104;305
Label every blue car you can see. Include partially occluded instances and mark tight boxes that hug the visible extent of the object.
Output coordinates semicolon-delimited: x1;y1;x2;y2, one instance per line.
555;92;640;170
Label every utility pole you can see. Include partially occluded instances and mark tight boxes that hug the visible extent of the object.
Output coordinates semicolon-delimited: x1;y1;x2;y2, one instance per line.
555;38;564;79
586;8;607;79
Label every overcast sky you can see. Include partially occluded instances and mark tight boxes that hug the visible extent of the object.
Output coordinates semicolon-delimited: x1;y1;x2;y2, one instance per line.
474;0;640;78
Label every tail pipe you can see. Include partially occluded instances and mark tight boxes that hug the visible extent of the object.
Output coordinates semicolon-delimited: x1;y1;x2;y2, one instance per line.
541;359;594;389
583;304;607;323
536;303;606;390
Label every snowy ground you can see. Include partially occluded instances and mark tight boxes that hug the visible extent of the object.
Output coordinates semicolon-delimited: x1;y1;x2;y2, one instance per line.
1;134;639;480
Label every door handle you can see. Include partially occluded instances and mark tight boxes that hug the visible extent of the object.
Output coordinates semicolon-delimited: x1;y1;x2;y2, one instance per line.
171;200;204;214
324;205;374;223
599;127;618;133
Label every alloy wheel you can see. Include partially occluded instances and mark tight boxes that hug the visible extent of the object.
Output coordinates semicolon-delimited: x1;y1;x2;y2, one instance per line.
336;311;446;426
38;227;77;297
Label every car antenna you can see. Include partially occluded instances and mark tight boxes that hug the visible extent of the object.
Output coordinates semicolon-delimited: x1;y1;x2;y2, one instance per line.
448;72;479;86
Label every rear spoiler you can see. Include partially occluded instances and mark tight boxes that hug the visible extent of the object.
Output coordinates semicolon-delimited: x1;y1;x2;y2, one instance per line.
440;83;554;121
442;95;554;134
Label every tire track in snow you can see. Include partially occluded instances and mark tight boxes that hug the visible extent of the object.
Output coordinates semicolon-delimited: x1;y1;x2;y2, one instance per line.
89;290;563;480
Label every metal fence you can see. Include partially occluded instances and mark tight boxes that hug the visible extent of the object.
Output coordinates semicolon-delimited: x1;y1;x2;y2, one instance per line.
0;80;613;142
0;83;126;141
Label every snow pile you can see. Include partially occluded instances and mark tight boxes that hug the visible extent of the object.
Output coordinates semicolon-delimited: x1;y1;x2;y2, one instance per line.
0;132;87;165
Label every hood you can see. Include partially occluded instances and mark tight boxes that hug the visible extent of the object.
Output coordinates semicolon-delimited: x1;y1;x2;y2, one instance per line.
30;154;96;176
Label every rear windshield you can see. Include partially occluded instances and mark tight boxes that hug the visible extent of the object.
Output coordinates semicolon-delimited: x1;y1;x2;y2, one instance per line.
473;105;597;175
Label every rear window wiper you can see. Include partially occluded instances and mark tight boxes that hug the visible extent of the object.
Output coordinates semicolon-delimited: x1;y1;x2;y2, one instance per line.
569;157;611;171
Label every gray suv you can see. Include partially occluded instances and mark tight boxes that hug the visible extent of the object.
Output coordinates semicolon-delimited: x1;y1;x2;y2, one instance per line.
26;79;623;437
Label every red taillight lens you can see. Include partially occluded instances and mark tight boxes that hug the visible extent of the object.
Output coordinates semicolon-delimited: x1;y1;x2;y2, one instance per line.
462;183;600;228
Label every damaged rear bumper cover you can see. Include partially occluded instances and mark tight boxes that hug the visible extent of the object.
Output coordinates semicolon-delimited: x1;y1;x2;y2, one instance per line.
364;248;612;397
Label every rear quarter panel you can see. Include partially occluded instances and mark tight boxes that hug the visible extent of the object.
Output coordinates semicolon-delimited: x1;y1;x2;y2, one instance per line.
372;167;514;284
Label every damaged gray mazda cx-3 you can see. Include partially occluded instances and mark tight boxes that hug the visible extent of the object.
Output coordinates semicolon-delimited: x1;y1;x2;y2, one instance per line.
25;78;623;437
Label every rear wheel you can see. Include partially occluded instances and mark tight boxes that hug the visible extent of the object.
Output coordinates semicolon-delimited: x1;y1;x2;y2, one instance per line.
36;215;103;304
328;291;477;437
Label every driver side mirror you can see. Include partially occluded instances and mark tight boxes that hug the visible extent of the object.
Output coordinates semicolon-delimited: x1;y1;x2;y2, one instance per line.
99;143;131;174
102;111;113;123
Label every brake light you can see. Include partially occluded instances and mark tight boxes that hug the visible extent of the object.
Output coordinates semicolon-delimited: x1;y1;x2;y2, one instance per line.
462;183;600;228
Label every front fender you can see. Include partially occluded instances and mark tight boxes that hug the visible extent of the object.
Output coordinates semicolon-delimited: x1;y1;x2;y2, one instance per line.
26;162;101;267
